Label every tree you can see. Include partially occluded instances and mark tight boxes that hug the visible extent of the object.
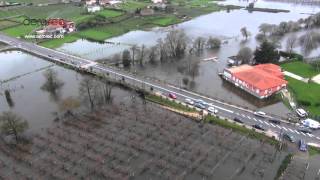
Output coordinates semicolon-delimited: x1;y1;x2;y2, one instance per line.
240;27;251;40
258;23;274;36
122;50;131;68
79;77;97;110
164;29;187;58
139;44;146;66
148;46;158;65
254;41;280;64
193;37;206;53
299;31;320;56
286;34;297;57
157;38;168;63
101;79;113;104
237;47;253;64
41;68;64;101
130;45;139;66
207;37;221;49
0;111;28;143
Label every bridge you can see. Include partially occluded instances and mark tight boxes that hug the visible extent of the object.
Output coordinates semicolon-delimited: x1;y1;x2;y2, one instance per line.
1;32;320;144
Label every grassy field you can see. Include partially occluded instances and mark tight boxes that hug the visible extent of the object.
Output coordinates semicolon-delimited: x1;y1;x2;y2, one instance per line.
97;9;124;18
39;34;79;48
146;94;197;112
205;115;279;146
1;0;227;48
286;77;320;116
281;61;319;78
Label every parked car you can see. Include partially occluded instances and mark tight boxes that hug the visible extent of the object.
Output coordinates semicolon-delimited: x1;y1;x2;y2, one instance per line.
252;124;265;131
233;117;244;124
168;93;177;99
269;119;281;125
283;133;295;143
254;111;267;118
299;139;308;152
298;127;312;134
185;98;194;105
296;108;308;118
195;103;206;109
208;107;218;114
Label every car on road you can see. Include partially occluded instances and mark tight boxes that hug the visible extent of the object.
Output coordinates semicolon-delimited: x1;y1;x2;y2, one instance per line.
233;117;243;124
195;99;206;105
195;103;206;109
208;107;218;114
252;124;265;131
269;119;281;125
185;98;194;105
298;127;312;134
254;111;267;118
296;108;308;118
299;139;308;152
168;93;177;99
283;133;295;143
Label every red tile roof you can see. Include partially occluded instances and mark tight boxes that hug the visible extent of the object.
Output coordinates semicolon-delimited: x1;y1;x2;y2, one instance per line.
228;64;287;90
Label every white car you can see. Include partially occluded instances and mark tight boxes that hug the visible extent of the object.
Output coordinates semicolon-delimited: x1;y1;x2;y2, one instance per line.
254;111;267;118
208;107;218;114
185;98;194;105
296;108;308;118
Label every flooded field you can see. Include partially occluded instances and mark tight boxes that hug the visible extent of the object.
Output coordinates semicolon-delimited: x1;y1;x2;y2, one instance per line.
0;94;289;179
54;0;320;116
0;51;130;132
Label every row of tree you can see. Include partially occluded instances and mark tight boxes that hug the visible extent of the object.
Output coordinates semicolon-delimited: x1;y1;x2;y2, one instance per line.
114;29;222;68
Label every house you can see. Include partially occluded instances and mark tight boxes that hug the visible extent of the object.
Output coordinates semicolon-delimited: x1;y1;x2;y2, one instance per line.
98;0;109;6
36;20;76;36
222;64;287;99
87;5;101;12
107;0;122;6
85;0;96;6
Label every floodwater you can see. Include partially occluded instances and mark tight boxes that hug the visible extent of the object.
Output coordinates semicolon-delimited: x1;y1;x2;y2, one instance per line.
0;51;131;133
48;0;320;115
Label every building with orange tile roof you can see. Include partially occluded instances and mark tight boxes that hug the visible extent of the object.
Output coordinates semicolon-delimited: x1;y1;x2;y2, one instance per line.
222;64;287;99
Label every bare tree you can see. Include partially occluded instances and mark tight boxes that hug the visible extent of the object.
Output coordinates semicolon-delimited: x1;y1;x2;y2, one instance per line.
101;79;113;104
0;111;29;143
258;23;274;36
139;44;146;66
237;47;253;65
164;29;188;58
286;34;297;57
148;46;158;65
240;27;251;40
299;31;320;57
130;45;139;66
157;38;168;63
193;37;206;53
79;77;97;110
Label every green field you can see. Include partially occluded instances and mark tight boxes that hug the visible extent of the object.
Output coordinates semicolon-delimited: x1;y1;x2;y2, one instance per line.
1;0;227;48
286;77;320;116
281;61;319;78
97;9;124;18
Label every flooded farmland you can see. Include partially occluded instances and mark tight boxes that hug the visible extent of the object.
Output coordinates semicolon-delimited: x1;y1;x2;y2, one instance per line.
55;0;320;116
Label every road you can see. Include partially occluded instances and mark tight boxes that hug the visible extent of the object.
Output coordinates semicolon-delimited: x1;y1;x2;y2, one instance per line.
1;33;320;146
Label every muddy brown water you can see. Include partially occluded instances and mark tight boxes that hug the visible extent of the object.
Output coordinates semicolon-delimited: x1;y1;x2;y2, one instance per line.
56;0;320;116
0;50;132;132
